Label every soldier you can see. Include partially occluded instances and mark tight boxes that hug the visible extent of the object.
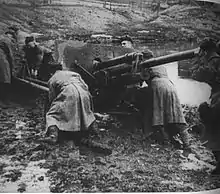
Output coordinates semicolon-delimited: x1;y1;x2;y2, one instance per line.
44;64;96;144
196;38;220;175
23;36;54;80
193;38;220;95
23;36;43;77
120;35;135;50
37;48;55;81
0;30;16;105
141;66;192;150
92;57;102;71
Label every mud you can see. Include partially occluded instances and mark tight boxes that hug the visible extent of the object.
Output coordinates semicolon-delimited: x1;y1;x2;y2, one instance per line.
0;157;50;193
0;87;220;192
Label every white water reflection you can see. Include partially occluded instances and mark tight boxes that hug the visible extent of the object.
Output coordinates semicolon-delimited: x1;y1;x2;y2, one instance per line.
0;157;50;193
164;62;211;106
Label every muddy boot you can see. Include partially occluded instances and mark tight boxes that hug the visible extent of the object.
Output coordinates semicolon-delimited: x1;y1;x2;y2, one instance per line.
157;126;170;146
88;121;99;136
44;125;59;144
179;128;193;152
64;140;76;149
170;137;183;149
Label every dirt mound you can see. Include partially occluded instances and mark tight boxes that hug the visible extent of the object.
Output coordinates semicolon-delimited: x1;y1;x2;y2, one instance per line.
1;2;219;43
0;1;143;37
149;5;220;41
0;4;32;34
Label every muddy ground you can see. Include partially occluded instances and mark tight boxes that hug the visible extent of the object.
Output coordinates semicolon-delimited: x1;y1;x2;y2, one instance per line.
0;86;220;192
1;0;220;193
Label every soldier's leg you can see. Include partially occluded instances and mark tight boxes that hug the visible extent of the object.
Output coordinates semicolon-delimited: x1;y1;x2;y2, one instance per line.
153;125;170;145
0;83;6;100
0;83;11;104
177;124;192;149
44;125;59;144
166;123;192;149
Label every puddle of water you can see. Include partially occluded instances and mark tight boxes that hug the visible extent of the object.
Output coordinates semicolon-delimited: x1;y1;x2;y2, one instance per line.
180;153;215;172
19;160;50;193
174;78;211;106
180;161;215;172
161;180;184;186
0;157;50;193
163;62;211;106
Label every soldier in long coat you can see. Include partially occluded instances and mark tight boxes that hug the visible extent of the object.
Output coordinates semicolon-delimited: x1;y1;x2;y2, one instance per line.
142;66;191;149
196;38;220;174
0;30;16;104
45;65;96;144
23;36;54;80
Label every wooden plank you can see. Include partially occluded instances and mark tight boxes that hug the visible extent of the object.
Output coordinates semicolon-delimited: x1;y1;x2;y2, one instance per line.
26;77;48;87
14;77;49;93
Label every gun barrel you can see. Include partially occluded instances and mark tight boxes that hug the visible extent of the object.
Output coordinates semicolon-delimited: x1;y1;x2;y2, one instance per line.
96;48;199;76
95;52;137;70
26;77;48;87
141;48;199;68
